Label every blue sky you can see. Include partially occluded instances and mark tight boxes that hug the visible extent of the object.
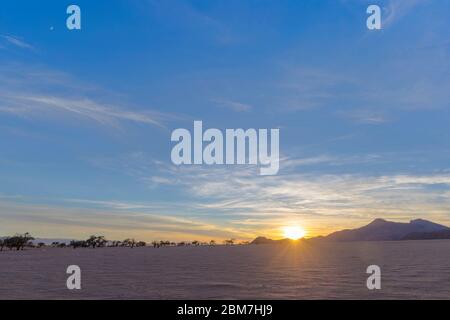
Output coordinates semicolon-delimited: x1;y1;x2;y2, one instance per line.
1;0;450;241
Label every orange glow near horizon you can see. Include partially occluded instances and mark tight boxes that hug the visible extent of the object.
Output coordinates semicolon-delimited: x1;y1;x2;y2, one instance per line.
282;225;306;240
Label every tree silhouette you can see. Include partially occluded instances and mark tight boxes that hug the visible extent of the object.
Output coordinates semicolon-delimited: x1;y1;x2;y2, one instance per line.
123;238;137;248
136;241;146;247
1;233;35;250
96;236;107;248
70;240;87;249
86;235;98;248
223;239;235;245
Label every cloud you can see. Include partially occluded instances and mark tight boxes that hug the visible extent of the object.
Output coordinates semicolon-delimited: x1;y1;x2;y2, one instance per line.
1;34;34;50
86;150;450;215
146;176;177;186
281;154;382;169
65;199;166;210
94;151;450;228
141;162;450;233
4;153;450;240
383;0;427;29
213;99;253;112
0;64;169;128
147;0;235;45
6;95;163;127
276;50;450;119
276;67;355;111
338;109;388;124
0;198;248;241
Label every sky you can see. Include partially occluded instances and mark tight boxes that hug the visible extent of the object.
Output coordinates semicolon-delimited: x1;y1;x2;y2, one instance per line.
1;0;450;242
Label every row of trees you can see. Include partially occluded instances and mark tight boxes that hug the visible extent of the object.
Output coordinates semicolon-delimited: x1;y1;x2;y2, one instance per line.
0;233;34;251
69;236;146;249
64;238;238;249
151;239;241;247
1;233;245;251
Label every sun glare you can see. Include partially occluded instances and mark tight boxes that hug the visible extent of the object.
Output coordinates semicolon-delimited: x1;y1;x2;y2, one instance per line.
282;226;306;240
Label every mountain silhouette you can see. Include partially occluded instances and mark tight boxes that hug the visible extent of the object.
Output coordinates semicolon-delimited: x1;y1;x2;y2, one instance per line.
401;229;450;240
251;218;450;244
324;218;450;241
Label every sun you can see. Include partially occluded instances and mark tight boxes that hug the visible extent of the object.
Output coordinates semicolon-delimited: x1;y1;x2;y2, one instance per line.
282;226;306;240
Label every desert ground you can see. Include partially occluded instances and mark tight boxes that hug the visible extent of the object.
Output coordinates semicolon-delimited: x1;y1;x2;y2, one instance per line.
1;240;450;299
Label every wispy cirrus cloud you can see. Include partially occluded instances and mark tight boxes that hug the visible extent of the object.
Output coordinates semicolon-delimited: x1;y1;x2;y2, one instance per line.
276;53;450;122
82;150;450;237
161;165;450;235
1;34;35;50
4;147;450;240
337;109;389;125
0;64;173;128
1;94;163;127
147;0;236;45
212;99;253;112
383;0;427;29
0;198;249;241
